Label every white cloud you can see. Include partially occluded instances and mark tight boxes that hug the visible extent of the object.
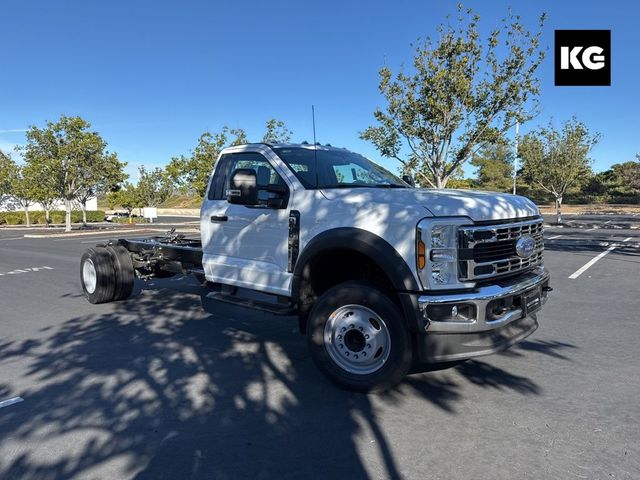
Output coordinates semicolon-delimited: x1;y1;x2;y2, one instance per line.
0;128;27;134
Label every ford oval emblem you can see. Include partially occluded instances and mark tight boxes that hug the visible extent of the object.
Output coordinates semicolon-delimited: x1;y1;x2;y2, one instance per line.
515;235;536;258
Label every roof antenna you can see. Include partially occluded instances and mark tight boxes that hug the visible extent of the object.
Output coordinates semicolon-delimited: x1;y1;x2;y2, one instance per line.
312;105;319;188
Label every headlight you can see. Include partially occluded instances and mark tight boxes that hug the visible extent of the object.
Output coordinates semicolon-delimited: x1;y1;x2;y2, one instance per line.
416;218;474;290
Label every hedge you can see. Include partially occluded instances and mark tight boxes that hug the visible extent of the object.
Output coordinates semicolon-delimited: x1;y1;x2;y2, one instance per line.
0;210;106;225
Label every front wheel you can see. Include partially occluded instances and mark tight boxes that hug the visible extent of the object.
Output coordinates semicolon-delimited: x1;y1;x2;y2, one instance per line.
307;281;412;392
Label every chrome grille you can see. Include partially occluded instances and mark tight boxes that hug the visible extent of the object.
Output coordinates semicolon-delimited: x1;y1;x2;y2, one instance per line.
459;218;544;281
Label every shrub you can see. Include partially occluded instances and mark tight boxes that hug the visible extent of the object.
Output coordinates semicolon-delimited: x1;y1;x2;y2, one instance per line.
0;212;24;225
0;210;106;225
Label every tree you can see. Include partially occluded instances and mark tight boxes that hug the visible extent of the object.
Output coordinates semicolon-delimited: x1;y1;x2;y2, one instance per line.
166;126;248;197
470;141;514;192
22;161;59;224
519;118;599;224
20;115;126;232
8;165;37;226
263;118;293;143
74;151;127;225
360;5;546;188
0;150;15;197
136;166;172;209
612;156;640;192
107;182;140;217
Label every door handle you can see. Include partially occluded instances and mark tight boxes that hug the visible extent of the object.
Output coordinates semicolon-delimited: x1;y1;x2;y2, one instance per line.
210;215;228;222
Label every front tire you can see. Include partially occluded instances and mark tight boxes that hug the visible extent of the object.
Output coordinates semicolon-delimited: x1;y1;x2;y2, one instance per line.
80;247;116;304
307;281;412;392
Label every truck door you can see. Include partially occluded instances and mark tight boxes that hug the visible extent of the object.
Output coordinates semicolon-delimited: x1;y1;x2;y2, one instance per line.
200;150;293;296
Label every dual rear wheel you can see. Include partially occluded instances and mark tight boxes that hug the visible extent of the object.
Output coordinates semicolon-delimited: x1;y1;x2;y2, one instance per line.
80;245;135;304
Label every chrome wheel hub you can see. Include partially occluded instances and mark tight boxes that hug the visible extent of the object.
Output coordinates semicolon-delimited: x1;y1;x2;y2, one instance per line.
324;304;391;375
83;258;97;294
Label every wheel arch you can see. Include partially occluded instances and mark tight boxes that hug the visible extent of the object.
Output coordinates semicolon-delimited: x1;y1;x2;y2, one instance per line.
292;227;421;334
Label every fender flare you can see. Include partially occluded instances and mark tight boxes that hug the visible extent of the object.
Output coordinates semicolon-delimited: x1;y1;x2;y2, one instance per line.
291;227;420;301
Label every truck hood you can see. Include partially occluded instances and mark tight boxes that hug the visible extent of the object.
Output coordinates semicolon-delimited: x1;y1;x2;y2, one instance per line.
319;188;540;222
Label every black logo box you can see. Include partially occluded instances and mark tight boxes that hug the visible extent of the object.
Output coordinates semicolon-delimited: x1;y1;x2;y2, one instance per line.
554;30;611;86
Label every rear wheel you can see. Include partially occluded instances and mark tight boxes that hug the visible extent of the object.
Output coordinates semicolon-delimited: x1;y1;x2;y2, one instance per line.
106;245;135;301
307;281;412;392
80;247;116;304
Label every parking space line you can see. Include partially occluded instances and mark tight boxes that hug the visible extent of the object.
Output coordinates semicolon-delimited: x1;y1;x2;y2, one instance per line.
0;236;25;241
0;396;24;409
568;237;632;279
586;227;598;232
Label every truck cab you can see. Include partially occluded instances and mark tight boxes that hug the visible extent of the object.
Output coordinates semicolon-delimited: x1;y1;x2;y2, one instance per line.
80;142;551;392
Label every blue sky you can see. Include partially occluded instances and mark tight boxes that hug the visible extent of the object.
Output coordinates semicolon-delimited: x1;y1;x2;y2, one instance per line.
1;0;638;181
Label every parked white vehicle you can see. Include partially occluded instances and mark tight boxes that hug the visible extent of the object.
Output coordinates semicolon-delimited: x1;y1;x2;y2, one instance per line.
80;143;551;391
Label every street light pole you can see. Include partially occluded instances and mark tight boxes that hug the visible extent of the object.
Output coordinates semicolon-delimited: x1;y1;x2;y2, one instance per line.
512;121;519;195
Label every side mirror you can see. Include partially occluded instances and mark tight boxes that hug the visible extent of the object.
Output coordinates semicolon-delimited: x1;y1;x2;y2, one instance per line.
227;169;258;205
402;174;416;187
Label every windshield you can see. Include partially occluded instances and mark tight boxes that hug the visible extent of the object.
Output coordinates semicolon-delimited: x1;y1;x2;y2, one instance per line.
272;147;408;189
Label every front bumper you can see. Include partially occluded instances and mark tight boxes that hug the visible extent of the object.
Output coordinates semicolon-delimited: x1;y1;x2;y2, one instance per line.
414;267;550;362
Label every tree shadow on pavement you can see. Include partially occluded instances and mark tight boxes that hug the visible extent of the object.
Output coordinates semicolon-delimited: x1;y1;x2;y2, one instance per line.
0;277;575;479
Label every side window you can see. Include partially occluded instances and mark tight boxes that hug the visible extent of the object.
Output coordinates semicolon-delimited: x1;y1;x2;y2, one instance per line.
226;152;287;205
207;154;231;200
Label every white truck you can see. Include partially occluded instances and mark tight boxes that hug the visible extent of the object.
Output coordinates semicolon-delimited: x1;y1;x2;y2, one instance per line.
80;143;551;391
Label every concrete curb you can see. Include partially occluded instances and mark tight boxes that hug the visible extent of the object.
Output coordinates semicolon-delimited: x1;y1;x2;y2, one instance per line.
23;228;199;239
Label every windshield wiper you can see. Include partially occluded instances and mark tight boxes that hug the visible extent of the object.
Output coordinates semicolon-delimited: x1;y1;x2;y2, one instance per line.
373;184;407;188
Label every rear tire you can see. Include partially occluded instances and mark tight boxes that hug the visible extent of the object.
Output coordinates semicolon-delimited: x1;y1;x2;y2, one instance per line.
106;245;135;301
306;281;412;392
80;247;116;304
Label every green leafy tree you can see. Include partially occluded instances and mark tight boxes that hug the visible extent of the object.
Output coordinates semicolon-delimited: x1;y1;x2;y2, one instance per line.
519;118;599;224
0;150;16;197
361;5;546;188
612;156;640;192
20;115;125;232
581;170;615;196
136;166;173;208
470;141;514;192
166;127;248;197
9;165;38;226
263;119;293;143
107;182;141;217
22;161;59;224
74;151;126;225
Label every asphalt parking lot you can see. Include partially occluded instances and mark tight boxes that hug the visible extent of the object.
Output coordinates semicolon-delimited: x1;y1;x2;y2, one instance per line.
0;215;639;479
